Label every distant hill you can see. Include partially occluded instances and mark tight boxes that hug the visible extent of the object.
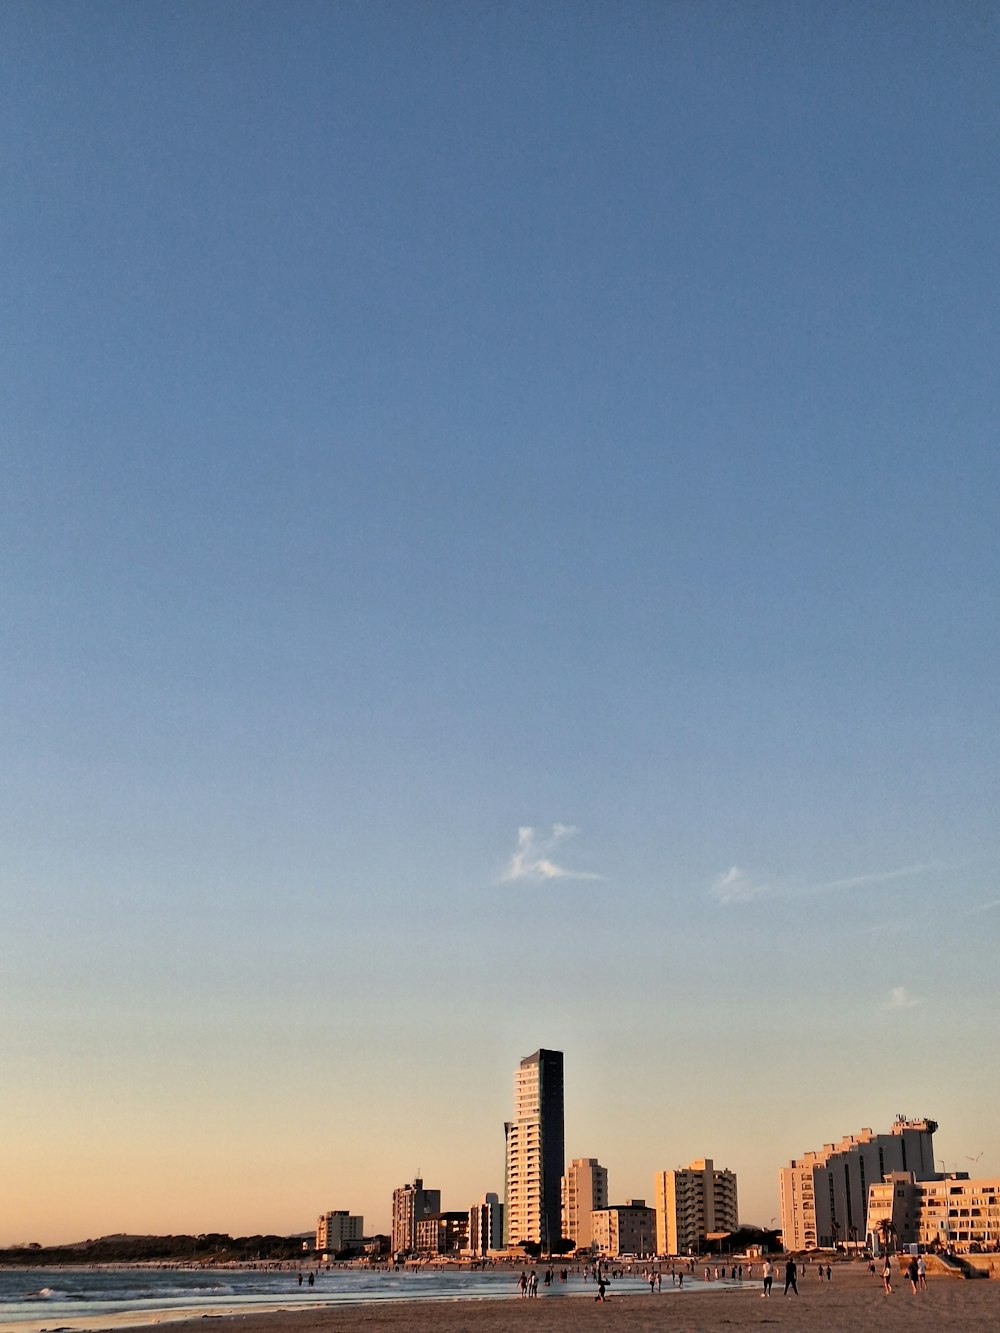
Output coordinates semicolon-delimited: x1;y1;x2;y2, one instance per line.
0;1233;310;1265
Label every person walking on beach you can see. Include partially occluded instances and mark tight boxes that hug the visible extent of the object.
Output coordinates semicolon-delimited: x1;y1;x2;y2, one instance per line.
761;1259;773;1297
907;1256;919;1294
882;1254;893;1294
518;1271;527;1297
595;1275;607;1303
783;1257;798;1295
917;1254;927;1291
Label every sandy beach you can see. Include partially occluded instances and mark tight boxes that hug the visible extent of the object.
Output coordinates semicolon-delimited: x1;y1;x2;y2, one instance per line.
4;1263;997;1333
151;1270;997;1333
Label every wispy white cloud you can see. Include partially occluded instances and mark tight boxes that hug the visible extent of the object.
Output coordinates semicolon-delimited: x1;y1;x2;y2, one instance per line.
887;986;923;1010
963;897;1000;917
708;861;932;906
499;824;601;884
708;866;773;905
819;864;930;892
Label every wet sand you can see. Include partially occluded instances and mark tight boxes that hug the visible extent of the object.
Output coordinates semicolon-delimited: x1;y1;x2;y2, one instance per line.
153;1269;997;1333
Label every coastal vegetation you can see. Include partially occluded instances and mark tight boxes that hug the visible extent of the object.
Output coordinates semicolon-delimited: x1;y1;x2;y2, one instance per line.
0;1233;310;1265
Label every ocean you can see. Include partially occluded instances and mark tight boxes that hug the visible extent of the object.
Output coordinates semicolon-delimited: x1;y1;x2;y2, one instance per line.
0;1264;730;1329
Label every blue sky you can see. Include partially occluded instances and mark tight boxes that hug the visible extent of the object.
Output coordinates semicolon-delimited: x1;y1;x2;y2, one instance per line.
2;1;998;1243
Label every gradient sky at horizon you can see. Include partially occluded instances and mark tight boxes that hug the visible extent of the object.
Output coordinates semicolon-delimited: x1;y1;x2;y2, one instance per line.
2;1;998;1245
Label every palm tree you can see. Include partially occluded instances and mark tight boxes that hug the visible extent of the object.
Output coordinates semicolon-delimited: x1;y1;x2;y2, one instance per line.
877;1217;896;1255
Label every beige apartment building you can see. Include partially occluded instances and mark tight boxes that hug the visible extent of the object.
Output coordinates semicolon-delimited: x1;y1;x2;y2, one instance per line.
315;1210;364;1254
654;1158;738;1256
561;1157;608;1250
779;1116;938;1251
391;1177;441;1255
592;1199;657;1257
467;1193;504;1255
867;1172;1000;1253
414;1211;469;1255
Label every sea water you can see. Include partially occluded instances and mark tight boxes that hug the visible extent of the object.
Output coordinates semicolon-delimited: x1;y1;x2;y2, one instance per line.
0;1265;739;1329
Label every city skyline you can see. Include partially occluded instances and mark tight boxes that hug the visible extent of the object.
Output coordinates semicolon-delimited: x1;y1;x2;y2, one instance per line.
3;3;997;1247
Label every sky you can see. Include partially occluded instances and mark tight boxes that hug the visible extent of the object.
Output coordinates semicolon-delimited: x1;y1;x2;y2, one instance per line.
2;0;998;1245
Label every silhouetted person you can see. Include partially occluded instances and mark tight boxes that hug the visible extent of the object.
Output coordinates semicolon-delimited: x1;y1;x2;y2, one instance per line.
783;1258;798;1295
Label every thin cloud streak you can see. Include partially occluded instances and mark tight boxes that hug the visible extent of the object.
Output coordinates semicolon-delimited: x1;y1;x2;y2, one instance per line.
963;897;1000;916
499;824;602;884
709;862;932;906
888;986;924;1009
820;864;930;891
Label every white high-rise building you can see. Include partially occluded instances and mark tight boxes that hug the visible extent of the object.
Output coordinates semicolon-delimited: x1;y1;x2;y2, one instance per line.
561;1158;608;1249
504;1048;565;1249
779;1116;938;1251
654;1158;738;1256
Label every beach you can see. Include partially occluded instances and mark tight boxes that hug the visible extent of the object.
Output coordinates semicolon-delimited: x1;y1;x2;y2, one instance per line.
3;1262;998;1333
154;1270;997;1333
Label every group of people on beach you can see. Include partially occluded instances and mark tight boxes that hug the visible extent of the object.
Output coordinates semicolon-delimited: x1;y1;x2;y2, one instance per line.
511;1251;942;1307
876;1252;927;1295
758;1258;797;1296
759;1257;836;1297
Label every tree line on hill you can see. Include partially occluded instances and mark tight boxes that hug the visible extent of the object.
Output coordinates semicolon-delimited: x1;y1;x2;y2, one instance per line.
0;1233;310;1265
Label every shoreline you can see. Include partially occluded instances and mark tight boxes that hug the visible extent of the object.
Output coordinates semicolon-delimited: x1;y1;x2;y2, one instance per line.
3;1268;999;1333
97;1282;1000;1333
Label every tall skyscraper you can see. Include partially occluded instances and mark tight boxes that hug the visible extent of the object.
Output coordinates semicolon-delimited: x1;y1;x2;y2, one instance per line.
561;1157;608;1249
391;1177;441;1255
504;1047;565;1250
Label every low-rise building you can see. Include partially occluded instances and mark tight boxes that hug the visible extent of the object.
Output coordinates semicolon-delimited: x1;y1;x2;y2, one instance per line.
415;1211;470;1255
867;1172;1000;1253
592;1199;656;1257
